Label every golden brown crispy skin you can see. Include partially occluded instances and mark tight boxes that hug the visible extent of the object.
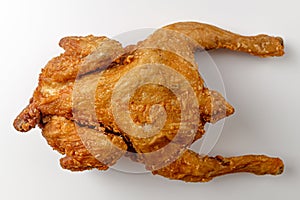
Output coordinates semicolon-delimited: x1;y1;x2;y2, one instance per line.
14;35;124;131
14;22;285;182
153;150;284;182
43;116;127;171
163;22;284;57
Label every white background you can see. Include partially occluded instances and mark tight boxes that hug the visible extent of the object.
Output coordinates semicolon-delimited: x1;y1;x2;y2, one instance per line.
1;0;299;199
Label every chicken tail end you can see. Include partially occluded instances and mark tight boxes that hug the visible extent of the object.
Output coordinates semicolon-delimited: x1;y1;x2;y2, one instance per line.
201;90;235;124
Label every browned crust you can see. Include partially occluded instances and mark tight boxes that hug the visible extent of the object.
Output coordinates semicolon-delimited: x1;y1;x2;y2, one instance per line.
13;22;285;182
153;150;284;182
43;116;127;171
13;36;114;132
164;22;284;57
13;100;40;132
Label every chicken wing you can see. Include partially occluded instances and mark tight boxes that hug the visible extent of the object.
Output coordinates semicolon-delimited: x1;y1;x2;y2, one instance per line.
42;116;127;170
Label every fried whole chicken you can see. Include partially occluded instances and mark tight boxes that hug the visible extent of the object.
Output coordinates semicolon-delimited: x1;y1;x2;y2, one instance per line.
14;22;284;182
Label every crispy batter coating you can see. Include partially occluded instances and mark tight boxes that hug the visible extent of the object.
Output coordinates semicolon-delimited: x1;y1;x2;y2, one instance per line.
14;35;124;131
164;22;284;57
153;150;284;182
42;116;127;170
14;22;284;182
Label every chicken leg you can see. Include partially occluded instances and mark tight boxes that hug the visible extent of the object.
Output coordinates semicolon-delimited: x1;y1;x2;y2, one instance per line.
153;150;283;182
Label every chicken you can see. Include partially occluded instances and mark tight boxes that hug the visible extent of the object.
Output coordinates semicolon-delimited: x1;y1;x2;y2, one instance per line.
14;22;284;182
